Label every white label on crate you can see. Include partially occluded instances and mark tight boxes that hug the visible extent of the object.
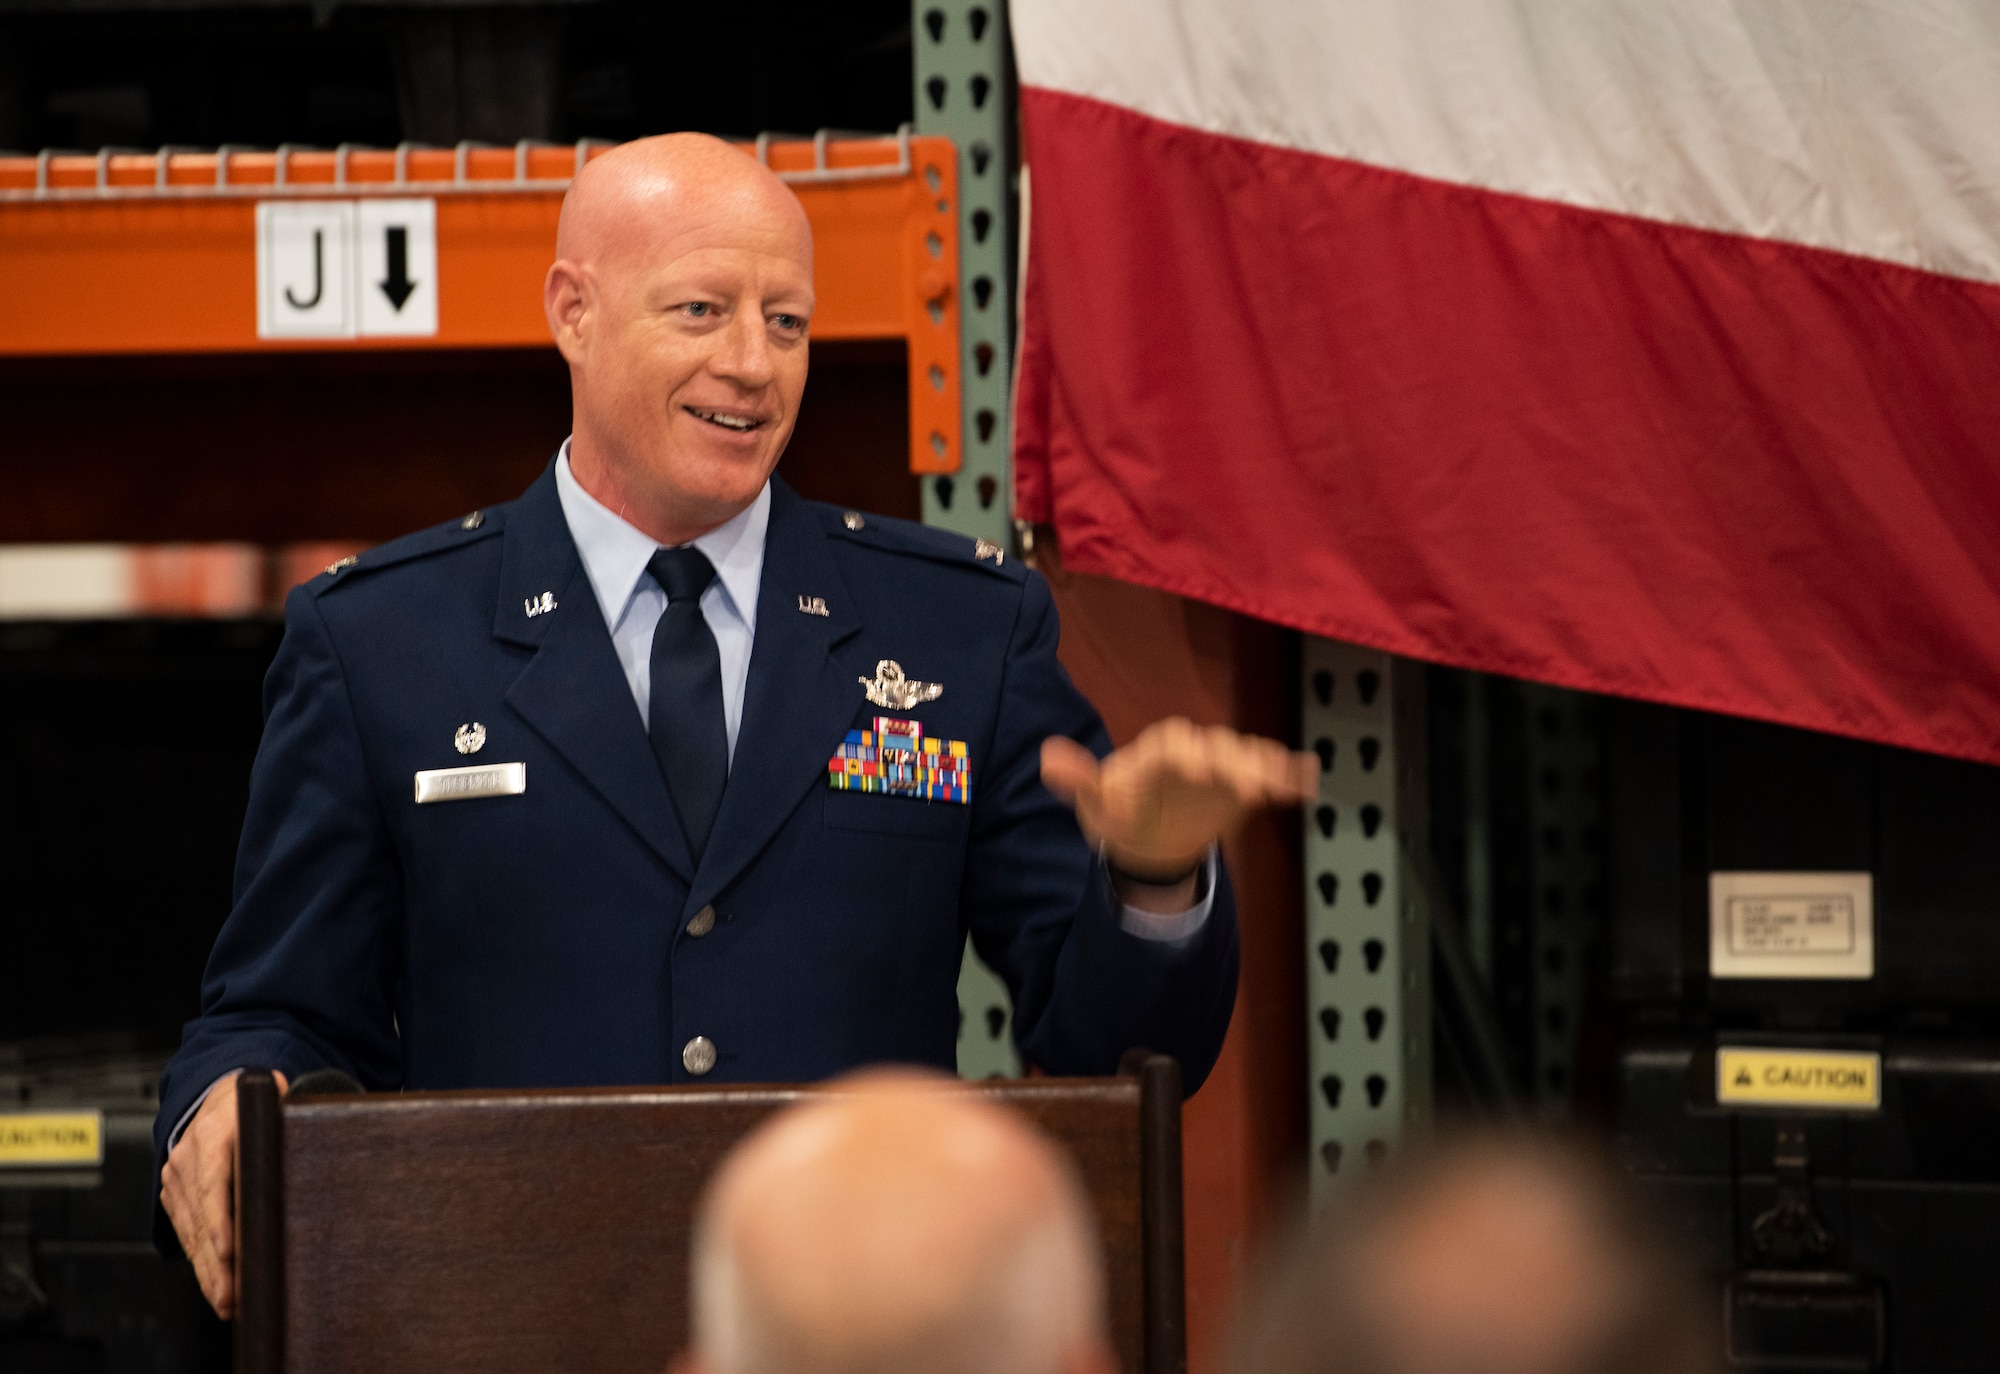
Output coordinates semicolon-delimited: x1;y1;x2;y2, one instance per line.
257;201;356;339
1709;872;1873;980
356;199;439;337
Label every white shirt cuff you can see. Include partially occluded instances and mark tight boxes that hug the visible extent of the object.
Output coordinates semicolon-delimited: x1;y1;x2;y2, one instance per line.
167;1070;242;1151
1113;846;1218;943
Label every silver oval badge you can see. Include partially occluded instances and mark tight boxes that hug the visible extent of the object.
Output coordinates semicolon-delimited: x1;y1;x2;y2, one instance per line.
454;722;486;755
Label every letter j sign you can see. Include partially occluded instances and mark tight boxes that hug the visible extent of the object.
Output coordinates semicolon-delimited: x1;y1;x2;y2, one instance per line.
257;199;438;340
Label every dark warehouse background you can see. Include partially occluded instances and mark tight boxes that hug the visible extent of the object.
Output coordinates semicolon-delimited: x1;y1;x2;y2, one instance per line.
0;1;914;153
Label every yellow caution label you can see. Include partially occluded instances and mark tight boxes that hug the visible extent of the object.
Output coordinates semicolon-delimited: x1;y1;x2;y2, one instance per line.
0;1112;105;1166
1717;1049;1880;1110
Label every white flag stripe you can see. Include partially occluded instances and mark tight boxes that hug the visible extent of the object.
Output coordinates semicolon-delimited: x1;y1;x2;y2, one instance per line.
1012;0;2000;285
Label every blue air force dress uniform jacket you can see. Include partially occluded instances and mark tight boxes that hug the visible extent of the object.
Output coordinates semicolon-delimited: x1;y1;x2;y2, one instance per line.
153;463;1239;1221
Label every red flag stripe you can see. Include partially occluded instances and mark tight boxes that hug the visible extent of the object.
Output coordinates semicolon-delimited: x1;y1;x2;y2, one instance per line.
1015;89;2000;763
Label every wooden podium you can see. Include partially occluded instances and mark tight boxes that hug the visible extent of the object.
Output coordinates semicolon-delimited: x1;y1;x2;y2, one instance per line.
234;1056;1185;1374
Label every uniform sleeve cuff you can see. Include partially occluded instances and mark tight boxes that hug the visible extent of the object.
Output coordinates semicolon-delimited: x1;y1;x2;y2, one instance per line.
167;1071;243;1151
1113;846;1217;943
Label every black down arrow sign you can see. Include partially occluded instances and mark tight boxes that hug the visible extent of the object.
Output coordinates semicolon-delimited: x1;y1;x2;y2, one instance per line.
379;226;417;311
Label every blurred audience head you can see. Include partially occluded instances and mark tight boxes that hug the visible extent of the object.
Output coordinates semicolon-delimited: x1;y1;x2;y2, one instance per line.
686;1070;1113;1374
1233;1129;1717;1374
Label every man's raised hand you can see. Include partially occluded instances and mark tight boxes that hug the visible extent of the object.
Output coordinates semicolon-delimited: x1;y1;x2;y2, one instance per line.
1040;718;1319;899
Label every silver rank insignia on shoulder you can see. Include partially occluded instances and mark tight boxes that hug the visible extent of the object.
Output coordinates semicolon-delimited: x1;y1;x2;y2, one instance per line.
973;538;1004;565
860;659;943;710
325;555;358;575
798;594;829;617
524;591;557;618
454;722;486;755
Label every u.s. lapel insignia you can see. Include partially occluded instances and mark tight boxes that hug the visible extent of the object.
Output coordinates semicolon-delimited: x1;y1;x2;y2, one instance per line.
828;716;971;804
798;594;829;617
973;538;1004;565
454;722;486;755
859;659;943;710
524;591;557;618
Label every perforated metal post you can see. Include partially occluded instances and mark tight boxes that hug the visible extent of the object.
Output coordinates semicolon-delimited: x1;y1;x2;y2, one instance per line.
1462;671;1496;983
1303;639;1433;1200
1521;684;1602;1110
913;0;1013;548
918;0;1022;1078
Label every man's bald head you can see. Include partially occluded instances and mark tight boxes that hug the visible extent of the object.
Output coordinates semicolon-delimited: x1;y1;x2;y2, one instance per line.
689;1073;1112;1374
556;134;812;275
1233;1133;1717;1374
545;133;816;545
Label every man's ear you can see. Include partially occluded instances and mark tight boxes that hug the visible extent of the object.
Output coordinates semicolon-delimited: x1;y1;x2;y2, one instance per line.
544;258;590;363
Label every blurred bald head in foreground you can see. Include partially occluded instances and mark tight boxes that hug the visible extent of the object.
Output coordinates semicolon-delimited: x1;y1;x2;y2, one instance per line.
1234;1132;1717;1374
685;1073;1114;1374
545;131;815;546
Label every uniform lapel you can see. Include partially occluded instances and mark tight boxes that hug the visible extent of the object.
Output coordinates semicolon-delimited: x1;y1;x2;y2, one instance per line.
495;465;696;885
688;480;862;916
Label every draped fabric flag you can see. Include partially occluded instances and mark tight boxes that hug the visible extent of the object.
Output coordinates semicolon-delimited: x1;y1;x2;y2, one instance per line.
1011;1;2000;765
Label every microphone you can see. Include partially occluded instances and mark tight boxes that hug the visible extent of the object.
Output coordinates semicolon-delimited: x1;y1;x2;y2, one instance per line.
286;1068;365;1097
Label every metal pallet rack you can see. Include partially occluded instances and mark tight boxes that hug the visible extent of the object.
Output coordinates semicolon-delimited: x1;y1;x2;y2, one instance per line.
915;0;1023;1078
1302;638;1433;1198
1521;683;1603;1109
0;131;963;484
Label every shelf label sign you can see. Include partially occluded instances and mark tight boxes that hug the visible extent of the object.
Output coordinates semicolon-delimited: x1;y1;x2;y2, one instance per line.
1717;1048;1881;1111
0;1111;104;1167
256;199;438;340
357;199;438;336
1709;871;1873;980
257;201;355;339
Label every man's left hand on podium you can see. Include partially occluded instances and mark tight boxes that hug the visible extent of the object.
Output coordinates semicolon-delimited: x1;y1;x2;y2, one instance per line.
1040;719;1319;913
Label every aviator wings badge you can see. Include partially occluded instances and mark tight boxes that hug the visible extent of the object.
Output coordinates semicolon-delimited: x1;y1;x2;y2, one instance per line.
860;659;943;710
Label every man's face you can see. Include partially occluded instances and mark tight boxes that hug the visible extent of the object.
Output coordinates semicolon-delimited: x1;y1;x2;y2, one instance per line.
574;207;814;524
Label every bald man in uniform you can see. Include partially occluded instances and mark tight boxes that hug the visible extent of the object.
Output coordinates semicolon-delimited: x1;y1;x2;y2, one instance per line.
685;1074;1113;1374
155;134;1315;1316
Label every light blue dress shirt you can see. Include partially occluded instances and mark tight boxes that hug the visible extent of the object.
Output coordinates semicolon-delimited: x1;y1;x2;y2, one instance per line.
555;444;767;760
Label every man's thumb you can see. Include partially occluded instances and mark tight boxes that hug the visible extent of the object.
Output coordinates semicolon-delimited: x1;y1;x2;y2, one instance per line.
1039;736;1099;805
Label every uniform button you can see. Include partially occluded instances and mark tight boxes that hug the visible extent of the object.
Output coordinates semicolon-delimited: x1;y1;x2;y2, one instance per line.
687;904;716;937
682;1036;718;1076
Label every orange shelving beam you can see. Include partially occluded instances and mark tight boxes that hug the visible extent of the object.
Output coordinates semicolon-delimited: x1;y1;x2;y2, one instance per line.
0;134;961;475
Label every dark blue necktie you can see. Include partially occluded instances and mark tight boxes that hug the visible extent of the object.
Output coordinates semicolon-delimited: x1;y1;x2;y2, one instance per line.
647;547;728;863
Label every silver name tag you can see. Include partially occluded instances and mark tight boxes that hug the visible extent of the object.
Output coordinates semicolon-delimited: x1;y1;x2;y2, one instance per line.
414;761;526;804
